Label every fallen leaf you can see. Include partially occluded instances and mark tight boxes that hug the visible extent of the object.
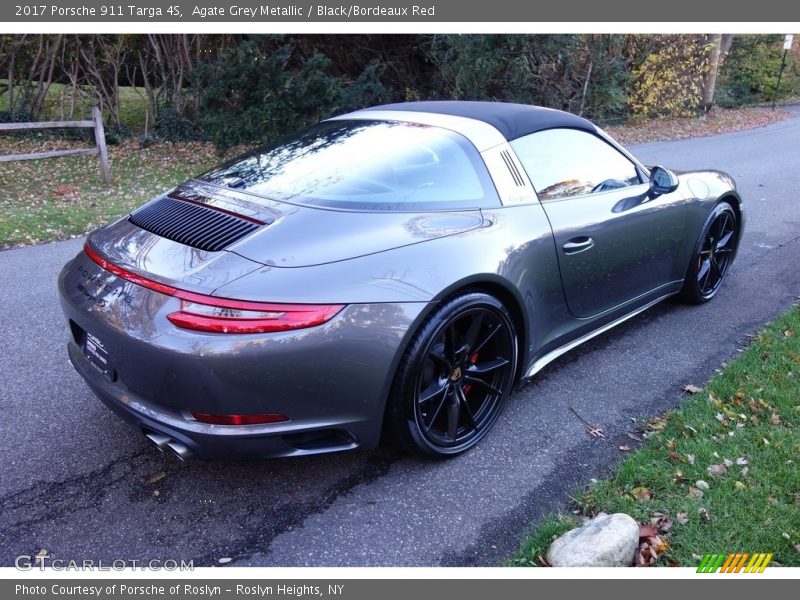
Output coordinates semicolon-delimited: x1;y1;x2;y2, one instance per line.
52;183;79;197
698;507;710;521
763;437;771;445
689;487;705;499
741;466;749;477
145;471;166;485
639;524;658;537
657;516;674;533
631;486;653;501
618;444;631;452
635;532;669;567
794;544;800;555
686;454;696;465
676;512;689;525
586;426;606;438
696;480;710;490
736;457;749;465
723;458;734;468
771;414;782;425
649;416;668;431
782;532;791;540
785;330;793;337
707;464;728;477
682;384;703;394
537;554;550;567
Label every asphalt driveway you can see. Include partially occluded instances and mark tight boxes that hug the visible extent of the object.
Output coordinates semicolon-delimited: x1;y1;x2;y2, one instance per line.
2;109;799;567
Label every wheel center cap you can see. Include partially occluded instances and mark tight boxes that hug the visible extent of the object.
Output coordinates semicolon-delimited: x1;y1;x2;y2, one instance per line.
450;367;462;382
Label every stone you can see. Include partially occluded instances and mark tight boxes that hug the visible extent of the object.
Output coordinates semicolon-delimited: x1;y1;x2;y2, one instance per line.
546;513;639;567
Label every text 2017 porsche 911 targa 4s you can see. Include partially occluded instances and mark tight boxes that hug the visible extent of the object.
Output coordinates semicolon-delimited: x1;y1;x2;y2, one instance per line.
58;101;743;460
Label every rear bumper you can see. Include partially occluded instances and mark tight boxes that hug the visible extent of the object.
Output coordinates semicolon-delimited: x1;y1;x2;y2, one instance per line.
58;250;430;460
67;341;368;460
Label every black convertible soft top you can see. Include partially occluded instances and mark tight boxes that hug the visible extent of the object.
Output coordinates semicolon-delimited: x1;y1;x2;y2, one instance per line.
361;101;596;142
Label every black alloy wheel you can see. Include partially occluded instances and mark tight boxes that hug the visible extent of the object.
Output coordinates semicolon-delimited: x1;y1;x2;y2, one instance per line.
680;201;739;304
387;292;518;457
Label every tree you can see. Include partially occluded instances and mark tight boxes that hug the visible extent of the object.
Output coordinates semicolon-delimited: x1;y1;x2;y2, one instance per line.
701;34;734;114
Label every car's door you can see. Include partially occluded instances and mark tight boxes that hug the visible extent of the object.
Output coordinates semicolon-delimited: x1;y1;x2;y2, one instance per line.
511;128;687;318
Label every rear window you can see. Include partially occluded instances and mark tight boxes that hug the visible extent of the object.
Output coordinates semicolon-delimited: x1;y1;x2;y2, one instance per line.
199;120;499;211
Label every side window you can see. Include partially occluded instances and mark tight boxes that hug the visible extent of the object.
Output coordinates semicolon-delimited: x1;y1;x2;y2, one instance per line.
511;128;642;201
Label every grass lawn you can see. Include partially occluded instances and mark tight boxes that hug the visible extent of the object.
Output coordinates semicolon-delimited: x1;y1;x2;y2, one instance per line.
0;83;150;132
511;304;800;567
0;138;222;248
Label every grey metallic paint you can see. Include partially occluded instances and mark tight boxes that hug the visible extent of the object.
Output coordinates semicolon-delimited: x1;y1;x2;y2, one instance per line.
58;105;743;459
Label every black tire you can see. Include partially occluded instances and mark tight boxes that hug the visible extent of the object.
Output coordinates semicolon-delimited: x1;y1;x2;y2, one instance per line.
679;201;739;304
385;292;518;457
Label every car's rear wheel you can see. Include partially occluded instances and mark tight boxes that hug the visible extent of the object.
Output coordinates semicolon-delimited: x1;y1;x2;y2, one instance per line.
386;292;518;457
679;201;739;304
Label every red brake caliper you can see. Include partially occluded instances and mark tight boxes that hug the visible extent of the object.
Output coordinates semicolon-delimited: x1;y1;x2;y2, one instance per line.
463;353;479;394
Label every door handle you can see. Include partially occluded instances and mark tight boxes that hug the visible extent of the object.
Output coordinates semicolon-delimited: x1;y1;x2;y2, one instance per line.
562;236;595;254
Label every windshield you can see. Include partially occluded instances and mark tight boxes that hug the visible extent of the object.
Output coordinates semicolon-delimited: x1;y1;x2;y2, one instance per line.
198;120;499;211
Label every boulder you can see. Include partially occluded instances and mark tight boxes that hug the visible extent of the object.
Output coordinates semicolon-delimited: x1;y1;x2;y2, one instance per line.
546;513;639;567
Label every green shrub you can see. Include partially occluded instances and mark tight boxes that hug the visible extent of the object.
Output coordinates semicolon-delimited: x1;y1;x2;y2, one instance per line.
194;40;396;152
717;35;796;107
153;107;204;142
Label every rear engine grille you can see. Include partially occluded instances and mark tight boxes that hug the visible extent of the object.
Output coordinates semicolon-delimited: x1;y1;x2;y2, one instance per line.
129;195;261;252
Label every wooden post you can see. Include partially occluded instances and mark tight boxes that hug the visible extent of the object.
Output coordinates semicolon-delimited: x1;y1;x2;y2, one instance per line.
92;106;110;184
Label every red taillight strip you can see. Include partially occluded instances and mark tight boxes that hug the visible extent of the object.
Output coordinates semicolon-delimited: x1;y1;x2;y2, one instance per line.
83;243;345;332
166;306;344;333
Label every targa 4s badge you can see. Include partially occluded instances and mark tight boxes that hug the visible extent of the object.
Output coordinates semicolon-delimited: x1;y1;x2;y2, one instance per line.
697;553;773;573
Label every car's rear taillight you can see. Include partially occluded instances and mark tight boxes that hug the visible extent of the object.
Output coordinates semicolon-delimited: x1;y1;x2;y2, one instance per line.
84;243;344;334
190;412;289;425
167;299;344;334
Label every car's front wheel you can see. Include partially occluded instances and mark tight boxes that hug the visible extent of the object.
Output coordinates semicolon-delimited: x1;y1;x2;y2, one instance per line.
386;292;518;457
679;201;739;304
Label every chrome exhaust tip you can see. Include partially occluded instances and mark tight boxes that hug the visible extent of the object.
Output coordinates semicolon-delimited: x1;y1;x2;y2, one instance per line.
144;431;194;462
144;431;171;452
166;440;194;462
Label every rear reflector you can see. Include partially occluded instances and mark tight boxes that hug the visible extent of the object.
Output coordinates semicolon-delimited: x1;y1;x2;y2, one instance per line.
84;243;345;334
190;412;289;425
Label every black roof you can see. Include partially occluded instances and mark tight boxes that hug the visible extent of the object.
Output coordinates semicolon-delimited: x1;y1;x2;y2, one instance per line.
360;101;596;141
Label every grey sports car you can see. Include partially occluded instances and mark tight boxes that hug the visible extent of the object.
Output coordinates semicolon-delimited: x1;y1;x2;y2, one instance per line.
58;101;743;460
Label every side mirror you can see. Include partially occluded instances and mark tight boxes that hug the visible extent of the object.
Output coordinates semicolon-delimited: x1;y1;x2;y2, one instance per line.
649;166;679;195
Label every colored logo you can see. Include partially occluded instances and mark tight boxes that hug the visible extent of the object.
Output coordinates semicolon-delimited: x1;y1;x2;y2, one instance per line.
697;553;772;573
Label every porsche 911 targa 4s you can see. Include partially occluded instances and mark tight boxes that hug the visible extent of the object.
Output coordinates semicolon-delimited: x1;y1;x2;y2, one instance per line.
58;101;743;460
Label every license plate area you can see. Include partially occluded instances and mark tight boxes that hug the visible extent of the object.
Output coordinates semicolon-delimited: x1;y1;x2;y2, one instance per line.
82;331;116;381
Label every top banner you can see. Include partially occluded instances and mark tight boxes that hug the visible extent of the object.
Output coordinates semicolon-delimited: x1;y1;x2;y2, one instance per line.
4;0;800;22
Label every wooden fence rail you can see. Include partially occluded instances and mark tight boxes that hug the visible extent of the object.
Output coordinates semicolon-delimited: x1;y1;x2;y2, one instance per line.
0;106;110;183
